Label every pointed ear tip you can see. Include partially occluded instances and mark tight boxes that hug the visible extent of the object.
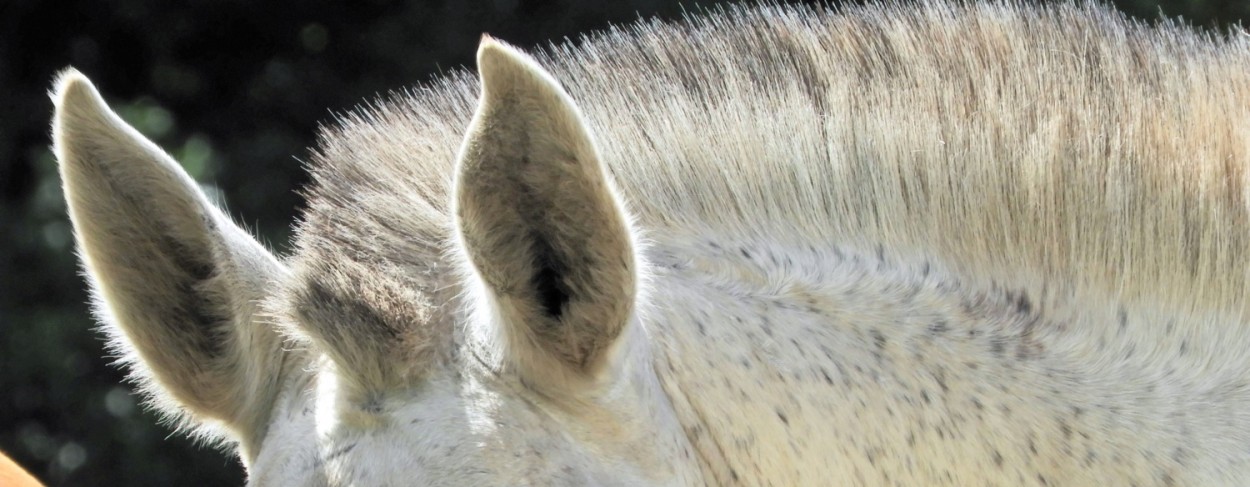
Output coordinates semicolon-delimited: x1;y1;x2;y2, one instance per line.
475;36;520;69
51;67;108;122
475;37;561;98
52;67;94;102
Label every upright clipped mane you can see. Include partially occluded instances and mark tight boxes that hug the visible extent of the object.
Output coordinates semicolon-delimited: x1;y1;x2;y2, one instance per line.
293;0;1250;372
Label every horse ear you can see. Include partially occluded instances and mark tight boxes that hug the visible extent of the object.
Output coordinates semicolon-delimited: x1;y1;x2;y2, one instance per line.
52;69;286;451
454;39;638;386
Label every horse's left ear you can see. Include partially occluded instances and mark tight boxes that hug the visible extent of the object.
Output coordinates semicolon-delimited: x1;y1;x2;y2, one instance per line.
454;39;638;387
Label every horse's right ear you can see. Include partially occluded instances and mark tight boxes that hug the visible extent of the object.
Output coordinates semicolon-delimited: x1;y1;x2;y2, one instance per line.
52;69;286;454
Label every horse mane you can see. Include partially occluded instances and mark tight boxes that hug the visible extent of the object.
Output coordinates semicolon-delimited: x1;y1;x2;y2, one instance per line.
284;0;1250;368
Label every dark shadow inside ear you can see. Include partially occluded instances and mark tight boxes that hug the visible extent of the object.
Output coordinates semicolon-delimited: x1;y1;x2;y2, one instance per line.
532;235;572;319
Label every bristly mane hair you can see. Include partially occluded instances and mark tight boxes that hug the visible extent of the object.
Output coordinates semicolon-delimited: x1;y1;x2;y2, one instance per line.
283;0;1250;375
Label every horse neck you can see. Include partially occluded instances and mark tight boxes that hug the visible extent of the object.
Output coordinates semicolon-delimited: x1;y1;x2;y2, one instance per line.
640;229;1250;484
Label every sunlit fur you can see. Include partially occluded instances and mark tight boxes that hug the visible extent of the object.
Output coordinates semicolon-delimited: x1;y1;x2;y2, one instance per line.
52;70;287;457
54;1;1250;485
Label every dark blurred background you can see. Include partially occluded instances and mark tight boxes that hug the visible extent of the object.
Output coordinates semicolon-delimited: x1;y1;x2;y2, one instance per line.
1;0;1246;485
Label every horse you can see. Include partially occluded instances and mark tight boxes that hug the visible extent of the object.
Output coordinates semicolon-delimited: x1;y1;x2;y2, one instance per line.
51;1;1250;485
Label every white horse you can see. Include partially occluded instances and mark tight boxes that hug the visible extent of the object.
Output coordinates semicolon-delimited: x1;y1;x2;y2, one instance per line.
52;2;1250;485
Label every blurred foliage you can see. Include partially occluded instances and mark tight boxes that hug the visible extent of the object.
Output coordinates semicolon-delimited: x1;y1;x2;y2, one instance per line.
0;0;1247;485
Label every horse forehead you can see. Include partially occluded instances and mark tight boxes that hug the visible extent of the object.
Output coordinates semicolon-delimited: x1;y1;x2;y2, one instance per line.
314;411;652;487
251;372;605;485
